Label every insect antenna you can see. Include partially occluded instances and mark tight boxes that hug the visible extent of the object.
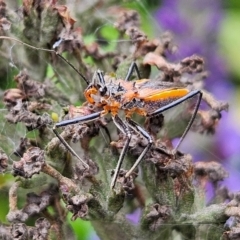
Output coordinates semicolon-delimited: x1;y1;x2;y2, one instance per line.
0;36;89;85
55;51;89;85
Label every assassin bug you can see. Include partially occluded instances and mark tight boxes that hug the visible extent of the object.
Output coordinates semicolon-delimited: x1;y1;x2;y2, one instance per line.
0;37;202;189
52;61;202;189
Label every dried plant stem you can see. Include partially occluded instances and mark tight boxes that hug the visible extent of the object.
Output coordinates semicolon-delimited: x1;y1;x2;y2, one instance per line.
9;181;20;211
42;163;77;191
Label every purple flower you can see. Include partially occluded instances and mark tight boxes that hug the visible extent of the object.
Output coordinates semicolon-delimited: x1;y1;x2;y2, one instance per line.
155;0;230;97
155;0;240;193
126;208;142;225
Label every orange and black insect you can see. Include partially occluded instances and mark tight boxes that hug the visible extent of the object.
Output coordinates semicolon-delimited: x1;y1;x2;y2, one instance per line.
0;36;202;189
53;61;203;189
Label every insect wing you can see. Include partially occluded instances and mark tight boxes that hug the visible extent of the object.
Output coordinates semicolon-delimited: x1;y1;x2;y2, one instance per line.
142;84;201;143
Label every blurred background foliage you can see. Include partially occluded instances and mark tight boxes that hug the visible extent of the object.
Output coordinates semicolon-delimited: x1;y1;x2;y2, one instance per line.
0;0;240;239
220;2;240;83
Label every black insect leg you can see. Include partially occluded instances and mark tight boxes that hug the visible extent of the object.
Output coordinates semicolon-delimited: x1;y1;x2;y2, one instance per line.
148;90;203;153
125;118;153;178
125;62;141;81
111;115;132;189
53;111;104;169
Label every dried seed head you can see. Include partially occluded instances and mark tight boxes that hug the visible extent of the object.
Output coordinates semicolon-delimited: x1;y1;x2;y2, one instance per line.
3;89;26;109
14;137;38;158
180;55;205;74
7;210;28;222
194;161;228;184
30;218;51;240
67;194;89;220
0;148;8;173
145;204;171;231
14;70;46;99
113;8;140;32
12;147;45;178
11;223;28;240
111;169;137;193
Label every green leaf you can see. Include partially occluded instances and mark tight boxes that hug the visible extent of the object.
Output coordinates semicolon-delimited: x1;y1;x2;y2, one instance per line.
68;213;96;240
219;10;240;81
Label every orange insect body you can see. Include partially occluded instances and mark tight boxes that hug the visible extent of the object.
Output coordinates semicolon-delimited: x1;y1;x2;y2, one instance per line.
84;77;190;118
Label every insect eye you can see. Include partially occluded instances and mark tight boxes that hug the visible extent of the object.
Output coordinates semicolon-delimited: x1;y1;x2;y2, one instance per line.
99;86;107;96
117;84;124;92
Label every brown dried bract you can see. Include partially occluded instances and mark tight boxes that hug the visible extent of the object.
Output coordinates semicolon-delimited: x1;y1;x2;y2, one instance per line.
66;194;89;220
157;153;193;177
9;218;51;240
133;32;177;63
23;0;35;16
14;70;46;99
0;0;10;37
145;204;171;231
24;192;53;215
224;226;240;240
126;27;147;45
4;83;52;129
56;27;84;54
8;189;54;223
54;5;76;28
0;0;6;19
112;130;147;160
195;109;220;134
189;90;228;134
180;55;205;73
0;148;8;173
194;161;228;184
111;169;137;193
148;138;174;165
73;157;98;181
3;89;26;110
144;114;164;138
143;53;204;82
0;17;11;31
29;218;51;240
61;105;103;152
158;31;178;55
6;105;52;130
7;209;28;223
112;7;140;33
11;223;28;240
12;147;45;178
23;0;57;17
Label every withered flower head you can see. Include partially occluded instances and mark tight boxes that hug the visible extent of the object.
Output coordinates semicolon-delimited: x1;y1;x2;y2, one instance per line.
12;147;45;178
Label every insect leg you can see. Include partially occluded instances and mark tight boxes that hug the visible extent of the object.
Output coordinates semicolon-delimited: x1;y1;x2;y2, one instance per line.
148;90;203;153
110;115;132;189
53;111;104;169
125;62;141;81
125;118;153;178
